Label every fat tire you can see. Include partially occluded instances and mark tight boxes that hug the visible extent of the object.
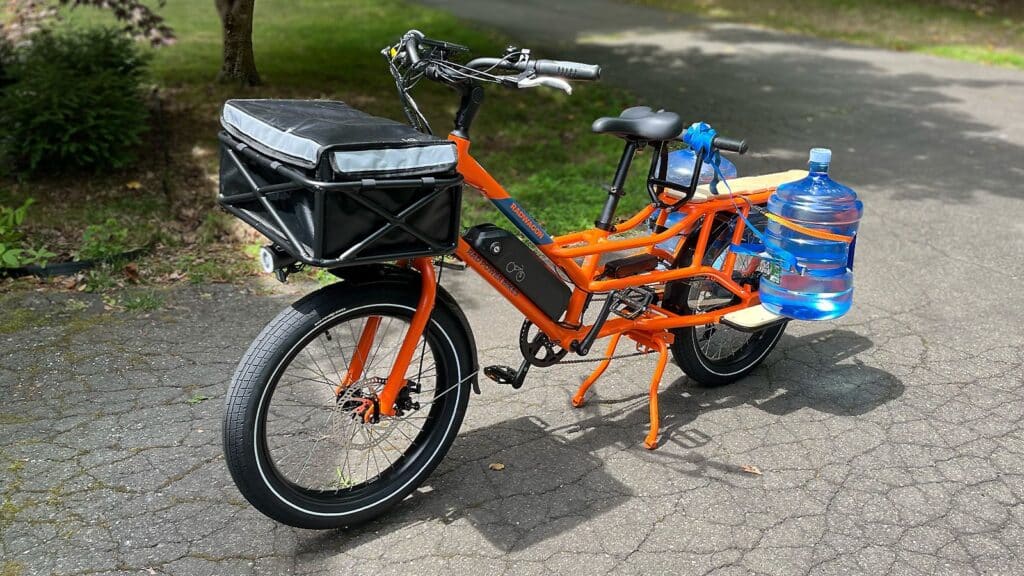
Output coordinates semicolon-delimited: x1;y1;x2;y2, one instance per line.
223;281;473;529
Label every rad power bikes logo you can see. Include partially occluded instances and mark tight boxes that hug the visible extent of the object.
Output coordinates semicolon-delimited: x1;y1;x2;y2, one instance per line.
465;248;520;296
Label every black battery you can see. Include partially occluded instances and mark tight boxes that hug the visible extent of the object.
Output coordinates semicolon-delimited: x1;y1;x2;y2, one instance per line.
464;224;571;321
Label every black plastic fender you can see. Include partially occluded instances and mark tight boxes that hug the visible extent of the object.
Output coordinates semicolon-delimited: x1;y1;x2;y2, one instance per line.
328;264;480;394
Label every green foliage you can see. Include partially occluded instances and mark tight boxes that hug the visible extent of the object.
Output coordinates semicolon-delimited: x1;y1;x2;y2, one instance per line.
635;0;1024;70
0;38;13;91
121;290;165;312
79;218;130;261
0;27;151;173
186;393;210;405
81;265;119;292
0;199;56;268
196;211;234;245
33;0;646;285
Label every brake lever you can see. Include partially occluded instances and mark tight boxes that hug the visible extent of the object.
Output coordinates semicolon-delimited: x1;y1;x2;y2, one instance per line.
517;75;572;94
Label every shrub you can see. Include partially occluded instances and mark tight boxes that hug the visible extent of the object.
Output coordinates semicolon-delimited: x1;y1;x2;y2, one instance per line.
0;199;56;268
0;27;151;173
0;38;12;91
79;218;131;260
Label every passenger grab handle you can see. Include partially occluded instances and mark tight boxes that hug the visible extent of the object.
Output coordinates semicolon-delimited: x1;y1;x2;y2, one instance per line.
712;136;748;155
518;75;573;93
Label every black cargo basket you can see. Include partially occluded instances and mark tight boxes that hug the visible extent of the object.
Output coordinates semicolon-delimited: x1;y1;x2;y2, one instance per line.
217;99;463;268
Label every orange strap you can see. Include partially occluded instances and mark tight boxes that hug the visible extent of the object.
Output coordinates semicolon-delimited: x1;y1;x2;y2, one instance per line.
763;212;854;244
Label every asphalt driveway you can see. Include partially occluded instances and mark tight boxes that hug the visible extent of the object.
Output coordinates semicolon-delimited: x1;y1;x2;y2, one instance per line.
3;0;1023;574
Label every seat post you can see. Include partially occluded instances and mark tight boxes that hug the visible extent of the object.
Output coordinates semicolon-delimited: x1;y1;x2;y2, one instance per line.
595;140;639;231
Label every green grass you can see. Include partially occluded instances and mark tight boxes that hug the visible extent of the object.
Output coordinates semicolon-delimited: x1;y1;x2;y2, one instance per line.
120;290;165;312
633;0;1024;69
51;0;640;239
0;307;42;335
0;560;23;576
186;393;210;405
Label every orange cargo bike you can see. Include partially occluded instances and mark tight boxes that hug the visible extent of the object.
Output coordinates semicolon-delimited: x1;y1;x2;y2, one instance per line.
219;30;798;528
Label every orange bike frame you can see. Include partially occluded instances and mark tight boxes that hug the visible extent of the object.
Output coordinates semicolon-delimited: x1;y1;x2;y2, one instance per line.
373;134;767;414
449;134;767;351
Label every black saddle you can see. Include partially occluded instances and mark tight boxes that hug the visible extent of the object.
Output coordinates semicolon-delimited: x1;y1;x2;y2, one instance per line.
592;106;683;141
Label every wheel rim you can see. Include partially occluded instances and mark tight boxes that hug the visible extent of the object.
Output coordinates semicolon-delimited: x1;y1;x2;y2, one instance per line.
259;309;446;496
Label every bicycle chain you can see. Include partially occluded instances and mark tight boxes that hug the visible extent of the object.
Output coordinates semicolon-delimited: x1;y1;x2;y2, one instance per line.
556;350;654;365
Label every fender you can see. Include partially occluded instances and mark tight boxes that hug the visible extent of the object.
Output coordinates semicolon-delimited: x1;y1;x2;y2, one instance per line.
328;264;481;394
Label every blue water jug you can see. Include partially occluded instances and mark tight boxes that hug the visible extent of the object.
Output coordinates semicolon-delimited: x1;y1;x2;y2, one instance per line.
651;149;738;256
758;148;862;320
665;147;738;187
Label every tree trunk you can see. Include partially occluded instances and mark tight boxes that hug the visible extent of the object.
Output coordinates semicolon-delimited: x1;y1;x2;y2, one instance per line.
215;0;260;85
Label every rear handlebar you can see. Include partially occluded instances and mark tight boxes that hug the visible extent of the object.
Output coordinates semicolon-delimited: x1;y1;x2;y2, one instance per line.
712;136;748;155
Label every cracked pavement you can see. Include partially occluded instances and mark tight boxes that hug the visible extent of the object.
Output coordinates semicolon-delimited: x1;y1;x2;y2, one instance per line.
4;0;1024;573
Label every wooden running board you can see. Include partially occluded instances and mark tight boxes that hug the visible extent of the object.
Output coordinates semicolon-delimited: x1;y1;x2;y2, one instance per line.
664;169;808;203
720;304;787;332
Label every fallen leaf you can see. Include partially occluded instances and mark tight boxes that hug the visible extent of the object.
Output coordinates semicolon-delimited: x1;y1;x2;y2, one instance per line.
124;262;140;283
186;394;210;405
488;463;505;471
125;180;142;190
739;464;763;476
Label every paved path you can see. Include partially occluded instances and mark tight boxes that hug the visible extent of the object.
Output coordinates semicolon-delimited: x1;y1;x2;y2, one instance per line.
3;0;1024;574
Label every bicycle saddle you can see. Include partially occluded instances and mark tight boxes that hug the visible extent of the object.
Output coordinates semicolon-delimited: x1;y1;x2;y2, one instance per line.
592;106;683;141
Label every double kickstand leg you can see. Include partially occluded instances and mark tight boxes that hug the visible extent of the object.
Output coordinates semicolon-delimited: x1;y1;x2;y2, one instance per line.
571;330;673;450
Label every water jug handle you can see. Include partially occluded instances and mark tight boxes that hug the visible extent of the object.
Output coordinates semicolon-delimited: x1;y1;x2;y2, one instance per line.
730;242;801;274
845;234;857;271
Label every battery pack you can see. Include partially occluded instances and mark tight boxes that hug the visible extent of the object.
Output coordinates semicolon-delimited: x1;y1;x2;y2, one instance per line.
464;224;571;321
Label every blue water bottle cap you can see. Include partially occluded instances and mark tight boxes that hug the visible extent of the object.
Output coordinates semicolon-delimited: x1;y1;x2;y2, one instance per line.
809;148;832;164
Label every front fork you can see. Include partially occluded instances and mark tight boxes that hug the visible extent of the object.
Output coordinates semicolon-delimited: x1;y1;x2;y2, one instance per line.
337;258;437;418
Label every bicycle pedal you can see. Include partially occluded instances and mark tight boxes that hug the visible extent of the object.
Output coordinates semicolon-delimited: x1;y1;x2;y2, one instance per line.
612;286;656;320
483;365;517;385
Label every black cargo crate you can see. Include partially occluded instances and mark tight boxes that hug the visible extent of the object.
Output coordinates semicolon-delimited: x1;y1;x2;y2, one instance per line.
217;99;463;267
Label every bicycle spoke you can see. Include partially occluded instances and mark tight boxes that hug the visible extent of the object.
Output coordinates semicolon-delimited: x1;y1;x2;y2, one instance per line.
261;309;462;493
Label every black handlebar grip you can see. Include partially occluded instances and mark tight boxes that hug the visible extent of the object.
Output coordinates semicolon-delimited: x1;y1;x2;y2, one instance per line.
712;136;748;154
532;59;602;80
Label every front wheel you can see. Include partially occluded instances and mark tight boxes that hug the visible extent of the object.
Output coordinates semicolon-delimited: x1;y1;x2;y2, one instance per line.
223;282;473;529
665;213;786;386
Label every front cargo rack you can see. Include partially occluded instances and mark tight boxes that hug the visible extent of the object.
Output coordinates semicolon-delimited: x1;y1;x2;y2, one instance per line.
218;132;463;268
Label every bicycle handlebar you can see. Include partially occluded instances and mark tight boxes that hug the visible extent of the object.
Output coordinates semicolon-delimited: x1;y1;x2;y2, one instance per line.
533;59;601;80
464;56;600;80
398;29;600;89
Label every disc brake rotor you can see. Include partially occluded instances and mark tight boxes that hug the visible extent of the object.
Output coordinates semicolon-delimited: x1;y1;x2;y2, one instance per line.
333;377;418;449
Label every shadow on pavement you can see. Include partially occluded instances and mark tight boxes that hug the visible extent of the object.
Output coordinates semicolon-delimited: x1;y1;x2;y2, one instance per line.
300;328;900;554
418;0;1024;203
567;40;1023;203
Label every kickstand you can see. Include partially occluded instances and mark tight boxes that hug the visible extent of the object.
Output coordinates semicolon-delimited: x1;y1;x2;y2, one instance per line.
570;330;672;450
643;337;670;450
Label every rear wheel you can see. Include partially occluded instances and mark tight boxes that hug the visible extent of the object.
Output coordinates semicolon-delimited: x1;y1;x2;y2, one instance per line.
223;281;473;529
665;213;786;386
